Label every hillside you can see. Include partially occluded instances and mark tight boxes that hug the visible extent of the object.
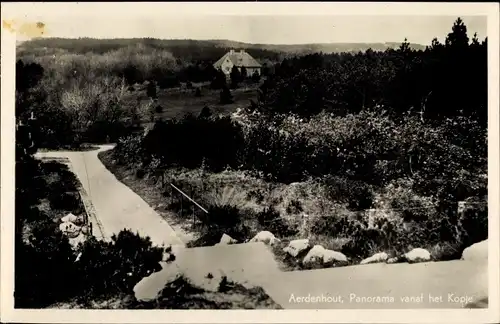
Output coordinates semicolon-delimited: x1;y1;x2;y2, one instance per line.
16;37;426;59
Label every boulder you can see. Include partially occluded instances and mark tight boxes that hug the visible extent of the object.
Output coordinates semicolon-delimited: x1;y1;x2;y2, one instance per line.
404;248;431;263
61;213;78;223
360;252;389;265
461;240;488;262
386;257;400;264
249;231;280;246
322;249;348;264
68;232;86;248
219;233;238;245
303;245;326;266
59;221;82;238
283;239;310;257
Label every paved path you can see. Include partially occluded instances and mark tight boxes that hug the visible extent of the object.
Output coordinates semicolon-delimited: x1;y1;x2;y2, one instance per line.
262;259;488;309
36;145;184;248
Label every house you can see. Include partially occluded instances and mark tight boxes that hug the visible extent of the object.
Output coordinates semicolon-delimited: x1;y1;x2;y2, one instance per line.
213;49;262;78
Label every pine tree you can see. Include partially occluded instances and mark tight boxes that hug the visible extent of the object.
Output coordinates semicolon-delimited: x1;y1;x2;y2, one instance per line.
240;66;248;79
220;86;234;104
230;65;241;88
251;70;261;83
445;17;469;49
146;80;157;99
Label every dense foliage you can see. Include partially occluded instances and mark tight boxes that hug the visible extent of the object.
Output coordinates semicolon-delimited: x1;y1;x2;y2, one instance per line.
111;18;487;259
15;55;164;309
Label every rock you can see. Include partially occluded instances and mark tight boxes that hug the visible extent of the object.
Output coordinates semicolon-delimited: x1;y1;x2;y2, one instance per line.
61;213;78;223
322;249;348;264
303;245;326;266
386;257;399;264
219;233;238;245
283;239;310;257
360;252;389;265
68;232;86;248
249;231;280;246
59;221;82;238
404;248;431;263
134;262;183;302
461;240;488;262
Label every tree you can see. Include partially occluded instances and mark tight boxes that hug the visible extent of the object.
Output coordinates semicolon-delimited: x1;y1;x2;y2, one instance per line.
210;69;226;90
240;66;248;79
251;70;261;83
146;80;157;99
230;66;241;88
261;63;271;77
199;106;212;119
220;86;234;104
445;17;469;49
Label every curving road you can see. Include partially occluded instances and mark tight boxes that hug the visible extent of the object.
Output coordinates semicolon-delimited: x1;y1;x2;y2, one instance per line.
36;145;185;248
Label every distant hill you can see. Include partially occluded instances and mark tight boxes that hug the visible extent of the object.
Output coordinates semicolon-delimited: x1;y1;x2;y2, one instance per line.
205;39;426;53
16;38;426;63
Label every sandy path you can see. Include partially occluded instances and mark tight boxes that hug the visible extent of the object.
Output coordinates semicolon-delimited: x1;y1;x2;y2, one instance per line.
36;145;185;248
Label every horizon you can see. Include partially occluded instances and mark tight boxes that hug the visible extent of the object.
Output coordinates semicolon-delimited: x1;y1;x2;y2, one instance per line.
18;36;430;47
9;15;487;46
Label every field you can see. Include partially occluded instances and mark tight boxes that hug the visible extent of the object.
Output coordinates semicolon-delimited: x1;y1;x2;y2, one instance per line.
129;81;261;122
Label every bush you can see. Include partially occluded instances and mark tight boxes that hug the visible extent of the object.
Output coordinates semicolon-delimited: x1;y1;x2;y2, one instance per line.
257;207;297;237
220;86;234;104
15;220;79;308
136;169;146;179
75;230;163;301
192;205;250;246
49;191;81;211
155;105;163;114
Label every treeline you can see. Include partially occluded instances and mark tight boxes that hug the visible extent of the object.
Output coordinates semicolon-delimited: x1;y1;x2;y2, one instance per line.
257;18;487;124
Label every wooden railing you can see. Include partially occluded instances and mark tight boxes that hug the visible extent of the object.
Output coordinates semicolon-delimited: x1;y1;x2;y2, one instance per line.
169;182;209;228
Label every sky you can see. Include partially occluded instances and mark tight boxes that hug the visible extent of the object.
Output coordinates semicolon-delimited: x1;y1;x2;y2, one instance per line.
16;15;485;46
3;3;488;45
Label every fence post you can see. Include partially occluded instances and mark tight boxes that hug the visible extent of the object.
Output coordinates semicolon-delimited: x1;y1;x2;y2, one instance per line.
191;187;195;227
180;194;183;218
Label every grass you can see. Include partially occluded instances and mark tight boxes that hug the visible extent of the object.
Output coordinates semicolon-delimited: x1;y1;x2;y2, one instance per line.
127;82;260;122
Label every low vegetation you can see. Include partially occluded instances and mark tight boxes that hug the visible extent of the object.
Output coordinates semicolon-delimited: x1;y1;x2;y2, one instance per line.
101;18;487;267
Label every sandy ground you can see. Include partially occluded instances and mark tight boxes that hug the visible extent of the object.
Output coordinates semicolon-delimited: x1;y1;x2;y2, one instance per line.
35;145;184;248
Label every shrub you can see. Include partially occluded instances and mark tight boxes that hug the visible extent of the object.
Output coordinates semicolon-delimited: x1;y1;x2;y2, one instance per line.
199;106;212;119
257;207;297;237
220;86;234;104
136;169;146;179
75;230;163;301
155;105;163;114
15;220;78;308
286;199;303;214
49;191;81;211
192;205;250;246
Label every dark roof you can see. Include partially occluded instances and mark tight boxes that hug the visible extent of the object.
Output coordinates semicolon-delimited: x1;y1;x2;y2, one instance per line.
213;50;262;69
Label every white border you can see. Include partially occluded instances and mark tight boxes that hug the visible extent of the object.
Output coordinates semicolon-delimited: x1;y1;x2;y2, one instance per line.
2;2;499;323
